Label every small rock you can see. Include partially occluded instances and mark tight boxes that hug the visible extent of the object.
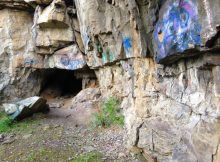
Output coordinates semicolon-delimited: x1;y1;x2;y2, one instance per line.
65;114;71;118
49;102;63;109
53;124;60;128
68;157;74;161
43;124;50;131
2;138;15;145
22;134;32;139
118;152;126;158
84;146;95;152
0;134;4;142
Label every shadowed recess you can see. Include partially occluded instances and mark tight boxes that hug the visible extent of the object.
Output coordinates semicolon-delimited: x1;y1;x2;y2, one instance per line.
40;69;82;98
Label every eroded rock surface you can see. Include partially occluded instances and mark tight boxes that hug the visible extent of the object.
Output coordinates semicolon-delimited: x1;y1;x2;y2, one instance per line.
3;96;48;120
0;0;219;161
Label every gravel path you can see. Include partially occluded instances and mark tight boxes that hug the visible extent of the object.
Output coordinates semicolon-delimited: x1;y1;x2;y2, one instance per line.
0;98;138;162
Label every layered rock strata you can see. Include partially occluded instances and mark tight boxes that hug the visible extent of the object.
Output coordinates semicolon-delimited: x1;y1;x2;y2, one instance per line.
0;0;219;161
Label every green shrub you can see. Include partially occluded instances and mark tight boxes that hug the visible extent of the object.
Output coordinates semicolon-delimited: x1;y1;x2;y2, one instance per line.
71;152;102;162
0;111;38;133
93;97;124;128
0;111;13;132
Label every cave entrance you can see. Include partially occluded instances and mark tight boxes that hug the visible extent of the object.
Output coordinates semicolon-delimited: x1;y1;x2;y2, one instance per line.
40;69;82;100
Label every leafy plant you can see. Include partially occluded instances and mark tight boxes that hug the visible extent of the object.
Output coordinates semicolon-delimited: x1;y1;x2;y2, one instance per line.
0;111;38;133
93;97;124;128
0;111;13;132
71;152;102;162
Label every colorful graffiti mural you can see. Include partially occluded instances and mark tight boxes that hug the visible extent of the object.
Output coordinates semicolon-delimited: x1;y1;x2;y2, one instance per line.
153;0;201;62
123;37;132;58
60;55;86;70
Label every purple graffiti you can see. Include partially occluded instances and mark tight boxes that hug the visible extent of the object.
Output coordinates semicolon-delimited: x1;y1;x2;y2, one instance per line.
153;0;201;62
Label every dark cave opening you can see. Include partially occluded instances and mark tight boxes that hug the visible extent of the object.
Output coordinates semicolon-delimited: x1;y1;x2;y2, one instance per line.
64;0;74;6
40;69;82;98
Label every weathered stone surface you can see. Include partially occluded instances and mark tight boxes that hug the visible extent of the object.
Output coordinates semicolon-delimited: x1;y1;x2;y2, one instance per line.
24;0;52;6
198;0;220;46
153;0;220;63
96;56;220;162
37;0;70;28
0;9;42;102
0;0;219;161
213;66;220;97
71;88;101;124
48;45;86;70
0;9;34;64
72;87;101;104
33;5;74;54
3;96;48;120
0;134;15;145
75;0;146;68
0;0;33;10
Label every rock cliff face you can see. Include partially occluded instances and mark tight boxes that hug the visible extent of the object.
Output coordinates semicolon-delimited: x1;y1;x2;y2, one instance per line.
0;0;219;161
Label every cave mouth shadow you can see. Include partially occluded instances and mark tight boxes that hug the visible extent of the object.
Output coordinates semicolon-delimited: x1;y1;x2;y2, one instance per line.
39;68;82;99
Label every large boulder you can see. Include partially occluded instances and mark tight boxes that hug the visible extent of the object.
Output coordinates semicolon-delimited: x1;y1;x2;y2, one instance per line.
70;88;101;125
72;88;101;104
3;96;49;120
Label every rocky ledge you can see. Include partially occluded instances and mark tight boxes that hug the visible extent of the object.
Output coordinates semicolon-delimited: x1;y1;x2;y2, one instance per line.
0;0;219;161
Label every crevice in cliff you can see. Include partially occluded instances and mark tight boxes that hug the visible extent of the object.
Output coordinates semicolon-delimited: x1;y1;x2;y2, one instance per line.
205;27;220;48
134;122;144;147
64;0;74;7
151;129;155;151
212;143;220;162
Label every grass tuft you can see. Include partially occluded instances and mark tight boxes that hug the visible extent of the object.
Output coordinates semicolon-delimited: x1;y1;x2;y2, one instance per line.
93;97;124;128
0;111;38;133
71;152;102;162
0;111;13;133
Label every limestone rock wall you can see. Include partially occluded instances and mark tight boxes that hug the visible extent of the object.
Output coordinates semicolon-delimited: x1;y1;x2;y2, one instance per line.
0;0;219;161
96;55;220;161
75;0;147;68
0;0;87;102
77;0;220;161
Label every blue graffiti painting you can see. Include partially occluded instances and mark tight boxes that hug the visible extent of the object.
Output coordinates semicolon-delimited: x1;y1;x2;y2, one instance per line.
60;56;86;70
24;58;39;66
123;37;132;58
153;0;201;62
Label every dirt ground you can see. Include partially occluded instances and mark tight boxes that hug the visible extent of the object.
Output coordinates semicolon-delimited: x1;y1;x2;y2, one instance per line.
0;97;138;162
